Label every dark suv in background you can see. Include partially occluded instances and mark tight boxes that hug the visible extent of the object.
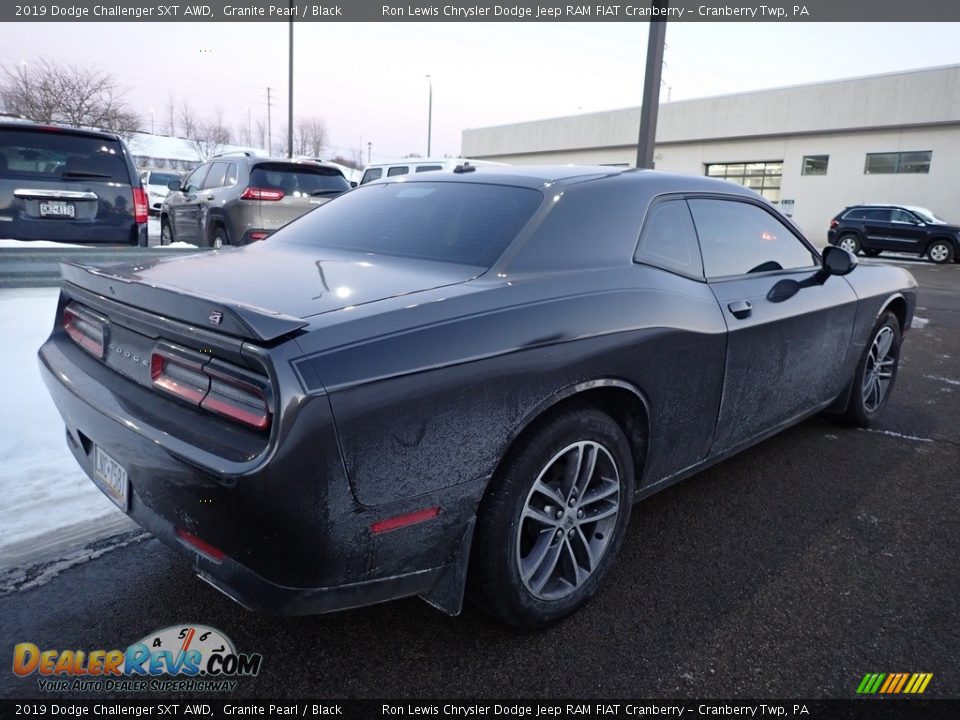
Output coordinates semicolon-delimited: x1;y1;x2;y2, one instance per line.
160;154;350;247
0;121;148;246
828;204;959;264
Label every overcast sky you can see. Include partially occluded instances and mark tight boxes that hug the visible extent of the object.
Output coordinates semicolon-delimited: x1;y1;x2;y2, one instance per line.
2;22;959;161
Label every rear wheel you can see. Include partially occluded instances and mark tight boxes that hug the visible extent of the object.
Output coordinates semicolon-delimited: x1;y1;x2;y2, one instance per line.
160;219;173;246
837;312;901;427
838;235;861;255
469;407;635;627
928;240;954;264
210;225;230;249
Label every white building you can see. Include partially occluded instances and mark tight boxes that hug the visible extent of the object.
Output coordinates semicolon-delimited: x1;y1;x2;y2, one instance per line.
461;65;960;242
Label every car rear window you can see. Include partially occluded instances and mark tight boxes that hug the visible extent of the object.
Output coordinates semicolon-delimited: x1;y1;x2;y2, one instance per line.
249;163;350;196
277;181;543;267
0;129;130;183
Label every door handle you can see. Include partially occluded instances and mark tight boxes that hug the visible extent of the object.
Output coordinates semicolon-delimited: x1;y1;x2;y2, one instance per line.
728;300;752;319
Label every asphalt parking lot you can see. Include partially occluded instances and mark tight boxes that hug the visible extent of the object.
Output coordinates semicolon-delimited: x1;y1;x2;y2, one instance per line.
1;256;957;700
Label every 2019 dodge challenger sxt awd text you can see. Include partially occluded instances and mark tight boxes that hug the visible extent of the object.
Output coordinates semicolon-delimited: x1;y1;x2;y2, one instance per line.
39;166;916;626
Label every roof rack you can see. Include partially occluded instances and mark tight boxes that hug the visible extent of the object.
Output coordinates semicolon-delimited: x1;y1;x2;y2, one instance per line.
211;150;255;158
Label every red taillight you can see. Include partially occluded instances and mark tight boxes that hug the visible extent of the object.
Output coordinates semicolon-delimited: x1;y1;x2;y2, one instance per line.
149;349;271;431
132;187;149;224
63;304;106;358
249;231;270;241
150;351;209;404
829;218;839;228
200;368;271;430
371;507;441;534
175;528;225;562
240;187;284;201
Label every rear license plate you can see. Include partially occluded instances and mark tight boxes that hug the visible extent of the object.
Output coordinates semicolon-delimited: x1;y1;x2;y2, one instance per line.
40;200;76;218
93;446;129;511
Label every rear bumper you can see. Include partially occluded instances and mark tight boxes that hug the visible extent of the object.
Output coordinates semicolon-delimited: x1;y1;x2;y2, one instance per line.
37;332;477;615
1;217;145;245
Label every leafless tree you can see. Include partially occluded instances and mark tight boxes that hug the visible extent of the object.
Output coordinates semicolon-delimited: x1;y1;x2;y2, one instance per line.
179;102;233;160
254;118;268;153
291;116;328;158
329;154;359;170
163;93;176;136
0;59;141;136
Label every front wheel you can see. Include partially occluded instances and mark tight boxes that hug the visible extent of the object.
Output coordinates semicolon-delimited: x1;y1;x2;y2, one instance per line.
160;219;174;246
928;240;955;264
469;407;635;627
837;313;901;427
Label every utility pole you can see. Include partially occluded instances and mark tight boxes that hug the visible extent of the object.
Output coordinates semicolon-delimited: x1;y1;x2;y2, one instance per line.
426;75;433;157
288;7;294;159
367;142;371;163
636;1;668;169
266;86;273;155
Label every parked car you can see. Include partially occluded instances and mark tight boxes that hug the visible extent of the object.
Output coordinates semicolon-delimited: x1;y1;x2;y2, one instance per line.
827;204;959;264
160;153;349;247
357;157;503;185
140;169;181;216
40;166;916;627
0;121;148;246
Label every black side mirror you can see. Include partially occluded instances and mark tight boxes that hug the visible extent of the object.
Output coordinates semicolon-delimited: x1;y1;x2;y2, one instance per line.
822;245;857;277
350;181;358;188
167;179;182;192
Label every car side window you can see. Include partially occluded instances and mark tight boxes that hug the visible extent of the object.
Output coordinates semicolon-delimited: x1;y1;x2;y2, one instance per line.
862;208;892;222
891;209;917;224
202;162;228;190
688;198;817;279
360;168;382;184
387;166;409;177
183;165;209;193
634;199;703;278
225;163;238;186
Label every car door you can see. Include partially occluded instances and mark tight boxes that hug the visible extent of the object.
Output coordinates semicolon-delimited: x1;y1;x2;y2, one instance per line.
889;208;928;253
860;208;898;251
198;161;230;240
688;196;860;454
169;164;209;243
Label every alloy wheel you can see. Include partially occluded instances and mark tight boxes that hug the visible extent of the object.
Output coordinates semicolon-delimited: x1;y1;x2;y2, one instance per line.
929;243;949;263
516;441;620;601
862;326;896;412
839;237;858;253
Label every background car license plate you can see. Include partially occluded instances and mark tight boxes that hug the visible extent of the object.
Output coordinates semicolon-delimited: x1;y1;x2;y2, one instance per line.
94;446;129;511
39;200;75;217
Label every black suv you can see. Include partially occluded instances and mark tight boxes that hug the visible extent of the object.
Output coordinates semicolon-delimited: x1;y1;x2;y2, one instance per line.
0;121;148;246
827;204;959;264
160;154;349;247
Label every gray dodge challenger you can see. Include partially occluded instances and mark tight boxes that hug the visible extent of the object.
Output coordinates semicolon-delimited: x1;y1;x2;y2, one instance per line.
38;166;916;626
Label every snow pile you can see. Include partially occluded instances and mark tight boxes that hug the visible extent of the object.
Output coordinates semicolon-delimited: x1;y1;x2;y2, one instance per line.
0;288;131;558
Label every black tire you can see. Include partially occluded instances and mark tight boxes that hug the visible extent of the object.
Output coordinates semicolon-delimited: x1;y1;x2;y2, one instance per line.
837;312;901;428
210;225;230;248
837;234;861;255
864;249;882;258
927;239;955;265
160;219;174;246
468;407;635;627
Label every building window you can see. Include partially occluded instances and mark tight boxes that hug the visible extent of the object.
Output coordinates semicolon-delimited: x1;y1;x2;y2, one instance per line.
801;155;829;175
865;151;932;174
705;161;782;202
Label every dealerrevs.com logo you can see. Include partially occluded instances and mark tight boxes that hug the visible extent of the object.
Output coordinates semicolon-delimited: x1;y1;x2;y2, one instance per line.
12;624;262;693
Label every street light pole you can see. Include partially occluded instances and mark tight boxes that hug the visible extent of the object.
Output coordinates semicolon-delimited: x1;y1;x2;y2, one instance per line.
287;7;294;159
367;142;371;164
426;75;432;158
636;1;668;169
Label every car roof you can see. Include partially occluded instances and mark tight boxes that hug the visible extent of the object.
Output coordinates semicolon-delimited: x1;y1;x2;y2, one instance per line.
0;120;122;142
372;164;763;197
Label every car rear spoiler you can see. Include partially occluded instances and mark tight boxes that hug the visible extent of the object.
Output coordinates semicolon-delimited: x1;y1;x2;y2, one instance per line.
60;261;309;343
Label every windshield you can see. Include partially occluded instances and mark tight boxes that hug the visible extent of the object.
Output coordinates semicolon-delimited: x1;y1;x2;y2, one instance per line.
147;172;179;186
906;206;949;224
276;181;543;267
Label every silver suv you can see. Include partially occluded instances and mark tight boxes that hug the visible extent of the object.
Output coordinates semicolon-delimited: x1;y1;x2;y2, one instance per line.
160;154;349;247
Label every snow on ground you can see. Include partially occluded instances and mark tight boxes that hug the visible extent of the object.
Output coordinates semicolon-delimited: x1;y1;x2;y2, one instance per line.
0;288;132;559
